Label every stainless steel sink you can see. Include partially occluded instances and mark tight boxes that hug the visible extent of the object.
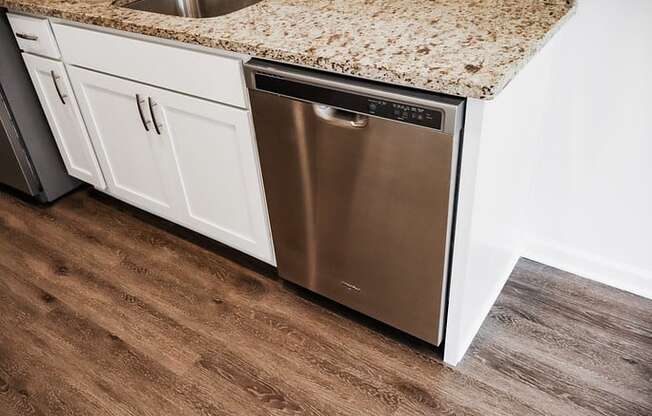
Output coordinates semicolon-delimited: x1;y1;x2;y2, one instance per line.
120;0;263;18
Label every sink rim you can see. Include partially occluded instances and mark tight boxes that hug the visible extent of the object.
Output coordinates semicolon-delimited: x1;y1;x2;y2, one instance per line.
113;0;264;19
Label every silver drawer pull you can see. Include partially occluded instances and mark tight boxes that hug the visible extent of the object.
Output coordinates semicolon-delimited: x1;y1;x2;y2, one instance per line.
135;94;151;132
50;71;68;105
147;97;162;135
16;32;39;41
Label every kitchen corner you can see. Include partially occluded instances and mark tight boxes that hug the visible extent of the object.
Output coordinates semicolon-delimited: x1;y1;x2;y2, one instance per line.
0;0;576;372
4;0;650;414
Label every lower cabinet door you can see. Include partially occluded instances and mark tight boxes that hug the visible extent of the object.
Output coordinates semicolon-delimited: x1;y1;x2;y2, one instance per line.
68;65;274;263
67;66;182;219
148;90;274;263
22;53;106;189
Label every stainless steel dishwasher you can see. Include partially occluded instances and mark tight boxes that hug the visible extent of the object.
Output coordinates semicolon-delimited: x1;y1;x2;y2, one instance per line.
245;60;465;345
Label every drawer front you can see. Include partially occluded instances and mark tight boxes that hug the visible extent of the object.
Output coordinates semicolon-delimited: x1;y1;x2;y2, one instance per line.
51;23;248;108
7;13;61;59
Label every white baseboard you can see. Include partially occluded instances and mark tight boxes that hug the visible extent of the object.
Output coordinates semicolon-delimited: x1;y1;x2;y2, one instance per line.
524;237;652;300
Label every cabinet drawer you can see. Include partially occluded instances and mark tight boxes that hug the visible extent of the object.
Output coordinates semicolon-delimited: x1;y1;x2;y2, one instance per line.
51;23;248;108
7;13;61;59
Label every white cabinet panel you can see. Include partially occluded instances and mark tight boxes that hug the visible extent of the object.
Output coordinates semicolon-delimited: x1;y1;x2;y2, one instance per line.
150;90;274;263
51;23;248;108
7;13;60;59
67;66;181;218
67;65;274;263
22;54;105;189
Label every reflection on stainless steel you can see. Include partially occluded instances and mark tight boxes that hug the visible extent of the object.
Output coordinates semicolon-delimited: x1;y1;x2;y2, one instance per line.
120;0;263;17
245;60;465;346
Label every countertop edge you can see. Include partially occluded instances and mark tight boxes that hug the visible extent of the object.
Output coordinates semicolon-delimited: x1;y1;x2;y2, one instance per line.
485;1;577;100
0;1;577;100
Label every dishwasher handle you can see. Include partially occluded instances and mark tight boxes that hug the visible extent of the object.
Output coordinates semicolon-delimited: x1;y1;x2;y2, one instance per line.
313;104;369;129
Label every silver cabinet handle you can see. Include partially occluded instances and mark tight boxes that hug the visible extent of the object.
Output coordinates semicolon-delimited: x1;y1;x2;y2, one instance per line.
135;94;150;132
50;71;68;105
16;32;38;41
148;97;162;135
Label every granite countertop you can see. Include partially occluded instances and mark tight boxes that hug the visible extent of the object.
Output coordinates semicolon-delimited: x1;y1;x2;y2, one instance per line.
0;0;575;99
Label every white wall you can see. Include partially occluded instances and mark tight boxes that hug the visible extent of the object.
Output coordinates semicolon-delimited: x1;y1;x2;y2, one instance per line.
525;0;652;299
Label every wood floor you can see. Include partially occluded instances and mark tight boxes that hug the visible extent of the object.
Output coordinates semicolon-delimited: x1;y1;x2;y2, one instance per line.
0;187;650;416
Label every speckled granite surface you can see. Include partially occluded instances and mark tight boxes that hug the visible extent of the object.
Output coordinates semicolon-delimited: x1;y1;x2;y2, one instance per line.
0;0;575;99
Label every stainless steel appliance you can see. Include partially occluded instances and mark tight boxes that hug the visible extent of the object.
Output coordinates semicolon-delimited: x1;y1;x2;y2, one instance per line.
0;11;78;202
245;60;465;345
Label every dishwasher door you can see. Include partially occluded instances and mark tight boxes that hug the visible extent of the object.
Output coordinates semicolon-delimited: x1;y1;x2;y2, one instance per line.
246;61;464;345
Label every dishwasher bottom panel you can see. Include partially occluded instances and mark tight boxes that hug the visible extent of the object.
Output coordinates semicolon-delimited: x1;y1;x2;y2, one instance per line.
250;89;457;345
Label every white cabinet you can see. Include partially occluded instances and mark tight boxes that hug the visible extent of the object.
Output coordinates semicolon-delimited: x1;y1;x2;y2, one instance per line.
18;20;275;264
67;66;181;220
151;87;274;263
67;66;274;263
22;54;105;189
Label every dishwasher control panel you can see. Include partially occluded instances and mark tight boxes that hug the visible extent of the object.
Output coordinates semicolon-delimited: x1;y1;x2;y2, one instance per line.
367;99;443;130
251;71;446;131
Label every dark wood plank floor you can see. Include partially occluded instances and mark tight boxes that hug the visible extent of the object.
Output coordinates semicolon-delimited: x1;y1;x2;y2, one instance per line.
0;187;650;416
